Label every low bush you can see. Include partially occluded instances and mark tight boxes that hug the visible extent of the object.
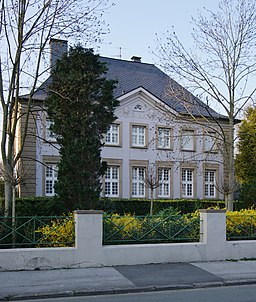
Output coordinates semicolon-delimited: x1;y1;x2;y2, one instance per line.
99;198;226;215
226;208;256;239
15;197;67;216
36;214;75;247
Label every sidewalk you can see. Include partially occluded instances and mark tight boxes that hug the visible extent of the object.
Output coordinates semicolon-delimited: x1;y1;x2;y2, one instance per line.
1;260;256;301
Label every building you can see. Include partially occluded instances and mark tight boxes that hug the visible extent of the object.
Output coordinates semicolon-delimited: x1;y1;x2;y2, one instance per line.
18;39;229;200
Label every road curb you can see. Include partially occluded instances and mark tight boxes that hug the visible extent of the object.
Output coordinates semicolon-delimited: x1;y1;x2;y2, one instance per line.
2;280;256;301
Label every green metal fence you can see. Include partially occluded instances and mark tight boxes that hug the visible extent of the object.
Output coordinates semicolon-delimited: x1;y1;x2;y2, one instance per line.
103;214;200;245
226;214;256;241
0;216;75;248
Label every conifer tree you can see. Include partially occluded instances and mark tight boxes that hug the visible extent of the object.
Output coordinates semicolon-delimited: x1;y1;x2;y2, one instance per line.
46;46;118;210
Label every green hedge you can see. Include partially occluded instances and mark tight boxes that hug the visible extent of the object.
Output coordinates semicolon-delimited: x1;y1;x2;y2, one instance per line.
0;196;244;217
15;197;67;216
99;198;228;215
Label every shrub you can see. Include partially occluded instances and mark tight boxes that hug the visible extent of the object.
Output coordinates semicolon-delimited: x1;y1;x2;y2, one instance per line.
226;208;256;239
103;207;200;244
15;196;68;216
36;214;75;247
98;198;226;215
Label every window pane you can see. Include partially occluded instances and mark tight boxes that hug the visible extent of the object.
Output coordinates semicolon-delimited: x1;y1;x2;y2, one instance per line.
182;130;194;150
158;168;170;197
45;164;58;196
181;169;193;198
205;170;216;198
132;126;146;147
204;132;216;152
158;128;170;148
106;124;119;144
104;166;119;197
132;167;145;197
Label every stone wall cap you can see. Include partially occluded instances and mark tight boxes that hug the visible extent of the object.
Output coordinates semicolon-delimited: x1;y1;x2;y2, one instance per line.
74;210;104;214
199;209;226;213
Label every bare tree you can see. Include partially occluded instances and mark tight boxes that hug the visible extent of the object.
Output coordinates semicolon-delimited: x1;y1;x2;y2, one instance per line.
155;0;256;210
0;0;113;216
142;163;163;215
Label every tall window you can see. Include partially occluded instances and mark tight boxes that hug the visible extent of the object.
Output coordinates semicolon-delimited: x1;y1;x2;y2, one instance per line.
158;168;171;197
45;119;56;142
132;125;146;147
182;130;194;151
204;132;216;152
45;164;58;196
104;166;119;197
182;169;193;197
132;167;145;197
106;124;120;145
158;128;171;149
205;170;216;198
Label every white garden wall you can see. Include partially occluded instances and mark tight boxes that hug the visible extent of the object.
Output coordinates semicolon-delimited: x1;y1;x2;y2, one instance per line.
0;210;256;271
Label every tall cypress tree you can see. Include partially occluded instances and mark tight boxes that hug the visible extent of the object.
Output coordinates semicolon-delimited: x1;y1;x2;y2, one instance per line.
46;46;118;210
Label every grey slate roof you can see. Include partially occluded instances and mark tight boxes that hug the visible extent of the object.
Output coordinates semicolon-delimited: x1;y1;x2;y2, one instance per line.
28;56;226;120
100;56;226;120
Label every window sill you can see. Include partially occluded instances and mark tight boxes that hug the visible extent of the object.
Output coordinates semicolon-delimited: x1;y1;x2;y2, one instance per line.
104;144;122;148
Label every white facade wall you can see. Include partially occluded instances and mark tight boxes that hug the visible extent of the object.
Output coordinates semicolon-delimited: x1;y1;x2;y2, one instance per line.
35;88;224;200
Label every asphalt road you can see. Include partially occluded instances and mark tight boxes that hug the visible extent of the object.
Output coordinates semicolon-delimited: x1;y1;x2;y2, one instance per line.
21;284;256;302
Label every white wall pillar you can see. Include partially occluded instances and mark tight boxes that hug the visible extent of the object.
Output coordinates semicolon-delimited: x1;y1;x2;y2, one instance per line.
74;210;104;267
199;209;227;260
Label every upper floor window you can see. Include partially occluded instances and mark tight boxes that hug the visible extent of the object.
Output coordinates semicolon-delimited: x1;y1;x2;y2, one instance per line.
182;130;195;151
158;168;171;197
204;132;217;152
158;128;171;149
205;170;216;198
182;168;193;197
45;119;57;142
132;125;146;147
105;124;120;145
104;166;119;197
45;164;58;196
132;167;145;197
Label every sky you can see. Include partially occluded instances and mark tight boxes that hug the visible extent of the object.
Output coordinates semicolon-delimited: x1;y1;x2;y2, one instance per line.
96;0;219;64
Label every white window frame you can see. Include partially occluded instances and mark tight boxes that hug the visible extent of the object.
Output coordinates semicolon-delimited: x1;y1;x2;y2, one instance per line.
205;170;216;198
158;127;171;149
132;167;145;197
158;167;171;197
181;169;193;198
45;164;58;196
131;125;146;147
105;124;120;146
45;119;57;142
104;166;119;197
181;129;195;151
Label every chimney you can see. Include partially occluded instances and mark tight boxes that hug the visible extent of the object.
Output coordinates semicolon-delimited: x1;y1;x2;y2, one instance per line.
49;38;68;72
131;56;142;63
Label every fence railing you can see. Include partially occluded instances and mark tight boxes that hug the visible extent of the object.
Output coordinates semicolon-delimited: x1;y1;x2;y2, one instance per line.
103;214;200;245
226;214;256;241
0;216;75;248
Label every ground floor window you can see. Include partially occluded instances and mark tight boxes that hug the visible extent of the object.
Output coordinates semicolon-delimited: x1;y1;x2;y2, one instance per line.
132;167;145;197
182;168;193;197
158;168;171;197
45;164;58;196
205;170;216;198
104;166;119;197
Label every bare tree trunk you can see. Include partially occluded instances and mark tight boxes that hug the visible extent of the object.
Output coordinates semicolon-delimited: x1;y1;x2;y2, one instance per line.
12;185;16;247
150;188;154;215
4;181;12;217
